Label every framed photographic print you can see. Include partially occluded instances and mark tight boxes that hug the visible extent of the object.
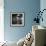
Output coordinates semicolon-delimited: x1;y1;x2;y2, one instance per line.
10;12;25;27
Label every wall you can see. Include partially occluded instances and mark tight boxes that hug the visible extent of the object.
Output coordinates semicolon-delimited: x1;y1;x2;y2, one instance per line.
40;0;46;45
40;0;46;27
4;0;40;42
0;0;4;42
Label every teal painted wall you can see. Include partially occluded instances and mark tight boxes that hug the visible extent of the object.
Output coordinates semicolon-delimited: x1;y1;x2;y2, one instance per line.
4;0;40;42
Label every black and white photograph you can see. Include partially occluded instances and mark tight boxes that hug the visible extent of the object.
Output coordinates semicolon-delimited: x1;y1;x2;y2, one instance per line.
10;12;24;26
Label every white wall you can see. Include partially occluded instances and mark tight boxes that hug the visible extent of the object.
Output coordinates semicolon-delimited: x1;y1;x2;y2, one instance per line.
0;0;4;42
